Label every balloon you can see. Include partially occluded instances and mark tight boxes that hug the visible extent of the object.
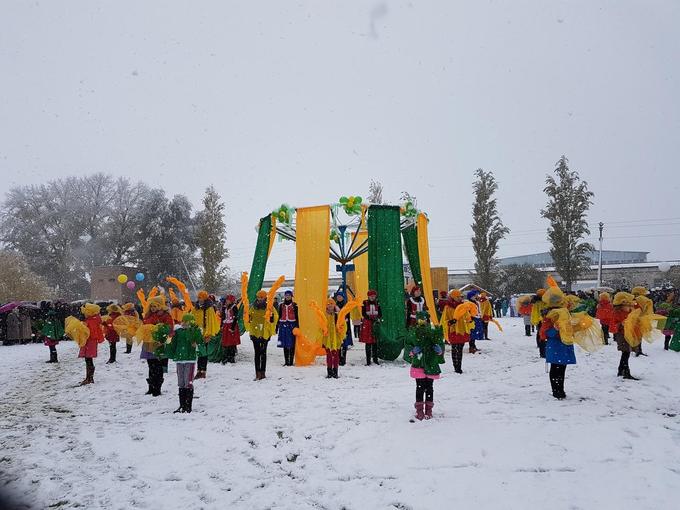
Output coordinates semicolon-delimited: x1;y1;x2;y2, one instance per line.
659;262;671;273
117;274;128;284
126;281;136;290
135;272;145;282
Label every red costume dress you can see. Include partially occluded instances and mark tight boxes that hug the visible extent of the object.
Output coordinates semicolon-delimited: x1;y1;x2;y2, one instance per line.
221;303;241;347
79;315;105;359
359;300;382;344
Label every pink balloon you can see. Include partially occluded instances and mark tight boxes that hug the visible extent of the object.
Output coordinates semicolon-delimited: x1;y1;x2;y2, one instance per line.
126;281;136;290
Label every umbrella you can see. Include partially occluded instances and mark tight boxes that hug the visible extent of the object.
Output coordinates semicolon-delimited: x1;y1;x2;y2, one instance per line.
595;286;615;293
18;301;40;310
0;301;20;313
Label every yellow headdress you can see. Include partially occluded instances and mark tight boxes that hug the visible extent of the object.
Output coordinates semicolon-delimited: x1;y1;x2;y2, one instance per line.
80;303;101;318
599;292;611;302
106;303;122;314
542;287;566;308
147;295;167;312
197;290;209;301
612;292;635;307
631;286;649;297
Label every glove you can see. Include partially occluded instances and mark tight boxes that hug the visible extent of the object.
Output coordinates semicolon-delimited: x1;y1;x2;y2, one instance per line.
410;346;422;356
433;344;443;355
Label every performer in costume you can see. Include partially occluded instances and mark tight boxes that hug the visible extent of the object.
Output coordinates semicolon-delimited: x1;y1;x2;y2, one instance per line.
611;292;637;380
440;290;475;374
595;292;613;345
539;287;575;399
436;290;449;319
41;304;63;363
404;311;445;420
122;303;139;354
334;292;353;366
220;294;240;364
193;290;220;379
321;298;342;378
246;290;278;380
656;291;678;351
165;313;201;413
67;303;105;386
467;290;483;353
276;290;299;366
406;286;428;328
140;295;174;396
360;290;382;365
631;286;650;357
479;291;493;340
103;304;122;364
517;295;533;336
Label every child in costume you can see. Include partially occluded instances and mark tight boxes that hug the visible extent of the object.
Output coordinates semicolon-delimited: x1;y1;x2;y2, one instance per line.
246;290;278;380
440;290;475;374
80;303;105;385
517;295;533;336
165;313;201;413
466;290;483;353
360;290;382;365
140;295;174;396
479;291;493;340
220;294;240;364
656;291;678;351
611;292;637;380
531;289;547;357
334;292;353;366
122;303;139;354
595;292;613;345
631;286;650;357
103;304;122;364
276;290;299;366
404;311;445;420
539;287;576;399
193;290;220;379
406;286;428;328
41;304;63;363
322;298;342;378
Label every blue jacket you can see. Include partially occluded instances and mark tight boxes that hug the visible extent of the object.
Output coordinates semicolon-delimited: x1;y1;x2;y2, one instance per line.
545;327;576;365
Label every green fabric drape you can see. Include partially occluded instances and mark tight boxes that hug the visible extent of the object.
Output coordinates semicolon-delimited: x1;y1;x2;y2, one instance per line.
368;205;406;360
239;214;273;331
402;224;422;286
207;334;224;362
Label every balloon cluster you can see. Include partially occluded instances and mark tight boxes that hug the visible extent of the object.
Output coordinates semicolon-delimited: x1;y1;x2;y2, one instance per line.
117;272;145;290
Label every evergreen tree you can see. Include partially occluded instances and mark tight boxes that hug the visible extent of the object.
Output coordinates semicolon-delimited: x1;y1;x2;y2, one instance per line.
541;156;594;291
471;169;509;290
195;185;228;293
495;264;545;296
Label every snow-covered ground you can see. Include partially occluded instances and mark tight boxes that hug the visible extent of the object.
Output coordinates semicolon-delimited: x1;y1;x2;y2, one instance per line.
0;317;678;510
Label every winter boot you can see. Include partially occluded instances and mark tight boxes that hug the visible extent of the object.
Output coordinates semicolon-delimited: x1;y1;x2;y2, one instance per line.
332;367;338;379
622;368;639;381
46;349;58;363
174;389;185;413
185;387;194;413
326;367;332;379
424;402;434;420
414;402;425;421
78;368;91;386
106;344;115;364
145;378;153;395
525;325;531;337
664;336;671;350
152;377;163;397
365;345;372;366
125;343;132;354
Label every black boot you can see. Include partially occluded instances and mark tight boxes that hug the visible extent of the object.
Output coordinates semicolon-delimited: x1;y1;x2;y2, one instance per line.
339;347;347;366
332;367;338;379
326;366;332;379
153;377;164;397
185;387;194;413
622;368;639;380
365;345;372;366
525;325;531;337
372;344;380;365
665;336;671;351
174;389;185;413
125;343;132;354
46;348;58;363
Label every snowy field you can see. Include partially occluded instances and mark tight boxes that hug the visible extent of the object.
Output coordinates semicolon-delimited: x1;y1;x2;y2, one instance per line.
0;317;678;510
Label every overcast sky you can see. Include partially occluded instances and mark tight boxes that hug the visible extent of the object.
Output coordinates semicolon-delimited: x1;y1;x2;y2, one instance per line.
1;0;679;278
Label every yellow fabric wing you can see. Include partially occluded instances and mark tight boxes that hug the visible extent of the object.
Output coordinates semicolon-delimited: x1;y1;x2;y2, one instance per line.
65;316;90;347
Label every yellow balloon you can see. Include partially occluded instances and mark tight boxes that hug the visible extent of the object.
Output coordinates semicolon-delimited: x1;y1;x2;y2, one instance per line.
117;274;128;284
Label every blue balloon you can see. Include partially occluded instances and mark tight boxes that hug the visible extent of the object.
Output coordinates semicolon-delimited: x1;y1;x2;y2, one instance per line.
135;272;145;282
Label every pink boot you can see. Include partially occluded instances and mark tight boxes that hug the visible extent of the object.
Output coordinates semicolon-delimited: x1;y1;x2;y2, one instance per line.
414;402;425;421
424;402;434;420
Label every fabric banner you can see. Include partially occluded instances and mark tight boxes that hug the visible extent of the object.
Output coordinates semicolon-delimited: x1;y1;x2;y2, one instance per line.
368;205;406;360
402;224;423;286
294;206;330;365
416;213;439;326
239;214;273;331
348;230;369;322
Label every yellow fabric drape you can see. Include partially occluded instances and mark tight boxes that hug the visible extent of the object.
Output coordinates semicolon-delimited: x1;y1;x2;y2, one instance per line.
349;230;369;322
416;213;439;326
294;206;330;365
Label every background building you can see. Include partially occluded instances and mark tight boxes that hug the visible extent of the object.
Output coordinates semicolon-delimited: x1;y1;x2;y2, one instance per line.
498;250;648;268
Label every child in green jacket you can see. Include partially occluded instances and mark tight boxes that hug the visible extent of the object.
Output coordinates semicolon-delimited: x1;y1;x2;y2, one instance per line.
165;313;201;413
403;311;445;421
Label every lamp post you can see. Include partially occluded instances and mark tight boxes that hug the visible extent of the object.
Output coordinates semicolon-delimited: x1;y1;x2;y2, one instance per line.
597;222;604;288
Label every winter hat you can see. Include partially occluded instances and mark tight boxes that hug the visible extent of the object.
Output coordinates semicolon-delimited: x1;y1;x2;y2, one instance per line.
256;290;267;299
122;303;135;311
466;290;479;301
181;312;195;323
599;292;611;302
327;298;337;307
225;294;236;302
411;286;422;294
81;303;101;317
449;289;462;300
612;292;635;307
147;295;167;312
197;290;209;301
106;303;122;314
536;288;546;297
284;290;293;297
631;286;649;297
439;291;448;298
367;290;378;297
542;287;566;308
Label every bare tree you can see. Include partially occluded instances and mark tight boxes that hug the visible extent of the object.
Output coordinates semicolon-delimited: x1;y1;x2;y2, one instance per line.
368;180;384;204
